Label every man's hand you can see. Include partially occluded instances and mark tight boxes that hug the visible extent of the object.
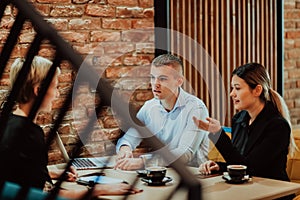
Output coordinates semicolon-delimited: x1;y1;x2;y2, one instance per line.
114;157;144;170
117;145;133;160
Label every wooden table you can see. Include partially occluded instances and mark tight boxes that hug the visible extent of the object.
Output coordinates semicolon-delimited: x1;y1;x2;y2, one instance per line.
49;164;300;200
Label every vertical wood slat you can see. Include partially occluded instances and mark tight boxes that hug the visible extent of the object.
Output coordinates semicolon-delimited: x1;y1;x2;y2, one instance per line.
169;0;277;126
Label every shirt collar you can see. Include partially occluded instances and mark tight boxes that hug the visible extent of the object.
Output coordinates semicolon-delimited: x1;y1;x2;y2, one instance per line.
158;87;186;113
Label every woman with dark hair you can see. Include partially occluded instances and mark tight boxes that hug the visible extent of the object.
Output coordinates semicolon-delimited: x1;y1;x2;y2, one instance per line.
193;63;297;186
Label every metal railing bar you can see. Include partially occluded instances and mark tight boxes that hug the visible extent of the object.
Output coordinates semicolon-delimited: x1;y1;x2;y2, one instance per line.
0;0;9;21
0;11;25;83
0;34;43;141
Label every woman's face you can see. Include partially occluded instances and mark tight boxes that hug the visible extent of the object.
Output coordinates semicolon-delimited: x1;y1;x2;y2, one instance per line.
40;74;59;112
230;75;257;111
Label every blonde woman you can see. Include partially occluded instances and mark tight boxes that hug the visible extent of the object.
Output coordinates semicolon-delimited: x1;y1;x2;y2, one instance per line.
0;56;141;198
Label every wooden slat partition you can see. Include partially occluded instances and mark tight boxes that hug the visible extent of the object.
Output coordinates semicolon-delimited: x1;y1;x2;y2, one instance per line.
169;0;278;126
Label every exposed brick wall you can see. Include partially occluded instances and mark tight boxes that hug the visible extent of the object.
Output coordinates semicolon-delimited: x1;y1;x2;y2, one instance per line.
0;0;154;164
284;0;300;129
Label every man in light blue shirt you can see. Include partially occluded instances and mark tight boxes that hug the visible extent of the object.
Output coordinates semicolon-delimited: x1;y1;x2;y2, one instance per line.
115;54;209;170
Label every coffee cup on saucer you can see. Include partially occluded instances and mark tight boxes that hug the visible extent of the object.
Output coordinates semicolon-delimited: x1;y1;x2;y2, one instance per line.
146;166;167;183
227;165;247;181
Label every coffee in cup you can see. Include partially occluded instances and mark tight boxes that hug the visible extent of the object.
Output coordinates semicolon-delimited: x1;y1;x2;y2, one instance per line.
227;165;247;181
146;166;167;183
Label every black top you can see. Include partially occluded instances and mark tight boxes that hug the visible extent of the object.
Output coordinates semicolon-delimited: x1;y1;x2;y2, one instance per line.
209;102;291;181
0;114;50;189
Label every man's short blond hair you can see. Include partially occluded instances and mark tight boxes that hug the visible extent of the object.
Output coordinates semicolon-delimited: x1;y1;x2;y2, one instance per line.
151;54;184;76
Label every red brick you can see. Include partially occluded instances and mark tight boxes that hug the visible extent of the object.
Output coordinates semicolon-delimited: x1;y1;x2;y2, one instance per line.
46;18;69;31
285;21;296;29
73;0;90;3
69;18;101;30
139;0;154;8
19;32;35;43
34;4;50;16
91;31;121;42
11;45;30;58
0;16;15;29
295;99;300;108
284;10;300;19
296;21;300;29
286;30;300;39
284;38;294;48
296;1;300;9
37;0;71;3
102;42;135;53
116;7;144;18
123;54;153;66
58;71;73;82
60;31;89;43
296;60;300;68
38;45;56;58
136;43;155;53
105;66;134;78
294;39;300;48
36;112;54;125
102;18;132;30
57;83;72;96
93;54;123;67
73;43;101;54
285;59;296;69
122;30;153;42
143;8;154;18
50;5;84;17
285;89;300;99
286;49;300;59
85;4;115;17
90;129;108;141
289;69;300;78
297;80;300;88
108;0;138;6
102;116;119;128
132;19;154;29
284;1;295;9
0;32;9;44
135;90;153;101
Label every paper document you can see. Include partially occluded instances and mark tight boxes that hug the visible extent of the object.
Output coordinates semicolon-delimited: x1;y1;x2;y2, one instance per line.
77;176;125;185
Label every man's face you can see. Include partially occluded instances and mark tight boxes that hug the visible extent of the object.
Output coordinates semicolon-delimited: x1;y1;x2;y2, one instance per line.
150;65;183;100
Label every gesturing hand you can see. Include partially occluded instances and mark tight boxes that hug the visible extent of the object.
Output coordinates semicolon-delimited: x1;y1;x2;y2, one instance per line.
193;116;221;134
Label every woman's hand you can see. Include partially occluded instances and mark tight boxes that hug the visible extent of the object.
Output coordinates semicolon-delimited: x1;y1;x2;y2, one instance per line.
66;166;78;182
49;166;78;182
193;116;222;134
199;160;220;175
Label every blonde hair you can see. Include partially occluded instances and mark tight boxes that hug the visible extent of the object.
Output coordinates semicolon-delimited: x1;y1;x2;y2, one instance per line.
10;56;60;104
232;63;297;156
151;54;184;76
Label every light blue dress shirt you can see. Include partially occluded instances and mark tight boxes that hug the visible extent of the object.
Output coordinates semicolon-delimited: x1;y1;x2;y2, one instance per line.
116;88;209;166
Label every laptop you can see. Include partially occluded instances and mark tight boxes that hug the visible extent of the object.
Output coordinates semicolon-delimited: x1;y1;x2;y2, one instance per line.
55;132;115;170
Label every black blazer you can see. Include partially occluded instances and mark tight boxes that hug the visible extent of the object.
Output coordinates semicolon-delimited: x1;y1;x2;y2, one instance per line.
209;102;291;181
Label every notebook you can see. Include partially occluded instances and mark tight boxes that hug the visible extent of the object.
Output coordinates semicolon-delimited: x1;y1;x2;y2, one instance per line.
55;132;115;170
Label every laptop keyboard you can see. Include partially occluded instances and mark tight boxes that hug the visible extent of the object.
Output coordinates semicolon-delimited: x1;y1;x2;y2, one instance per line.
72;158;97;169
